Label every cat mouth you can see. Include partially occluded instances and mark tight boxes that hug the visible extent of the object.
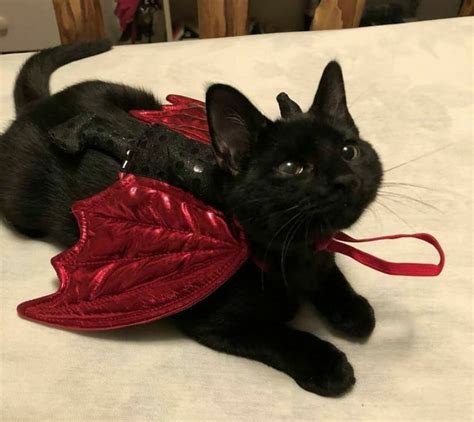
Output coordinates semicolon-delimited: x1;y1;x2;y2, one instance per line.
307;195;363;230
311;195;349;215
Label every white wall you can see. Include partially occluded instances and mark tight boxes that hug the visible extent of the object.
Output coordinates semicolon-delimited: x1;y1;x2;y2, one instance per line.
0;0;60;53
100;0;122;43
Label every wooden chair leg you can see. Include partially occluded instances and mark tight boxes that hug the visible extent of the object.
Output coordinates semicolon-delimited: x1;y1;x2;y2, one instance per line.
198;0;226;38
311;0;366;31
225;0;248;36
52;0;105;44
162;0;173;41
198;0;248;39
459;0;473;16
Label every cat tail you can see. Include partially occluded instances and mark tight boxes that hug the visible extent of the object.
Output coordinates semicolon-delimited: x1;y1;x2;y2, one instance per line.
13;39;113;115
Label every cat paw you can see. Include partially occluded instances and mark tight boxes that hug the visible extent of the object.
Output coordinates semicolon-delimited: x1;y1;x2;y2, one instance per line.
294;347;356;397
323;294;376;339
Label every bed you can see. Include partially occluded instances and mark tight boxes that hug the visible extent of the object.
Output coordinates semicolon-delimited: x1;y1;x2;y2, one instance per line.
1;17;472;421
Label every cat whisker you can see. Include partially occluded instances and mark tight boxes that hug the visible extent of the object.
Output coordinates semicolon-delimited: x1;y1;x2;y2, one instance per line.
377;193;428;213
382;181;439;192
280;213;307;286
260;208;306;289
304;211;313;248
373;200;416;231
381;181;466;199
347;86;372;110
364;204;383;231
275;211;306;287
233;196;270;207
383;141;460;173
377;190;441;212
264;204;305;220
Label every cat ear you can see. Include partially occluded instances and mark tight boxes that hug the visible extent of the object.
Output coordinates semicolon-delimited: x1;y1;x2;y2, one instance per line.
309;61;356;129
206;84;268;175
277;92;302;118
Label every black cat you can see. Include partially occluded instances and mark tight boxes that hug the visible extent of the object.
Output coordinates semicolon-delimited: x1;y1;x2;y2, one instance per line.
0;41;382;396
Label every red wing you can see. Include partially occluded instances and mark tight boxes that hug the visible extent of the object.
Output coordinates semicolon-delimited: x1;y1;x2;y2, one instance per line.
130;94;211;144
17;174;248;330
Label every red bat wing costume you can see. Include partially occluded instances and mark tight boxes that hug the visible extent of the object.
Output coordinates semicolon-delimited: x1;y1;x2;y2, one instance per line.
17;95;445;331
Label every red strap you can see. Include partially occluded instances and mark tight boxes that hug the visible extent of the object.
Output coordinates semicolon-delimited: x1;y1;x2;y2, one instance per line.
321;232;445;276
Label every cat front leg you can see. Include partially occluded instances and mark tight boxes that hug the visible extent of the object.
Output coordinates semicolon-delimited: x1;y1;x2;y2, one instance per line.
312;264;376;339
176;313;355;397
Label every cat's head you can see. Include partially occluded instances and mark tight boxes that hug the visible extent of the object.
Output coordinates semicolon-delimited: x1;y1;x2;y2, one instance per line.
206;61;382;250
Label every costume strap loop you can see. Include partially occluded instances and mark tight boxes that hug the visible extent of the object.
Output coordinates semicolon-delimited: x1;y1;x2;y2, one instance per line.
322;232;445;276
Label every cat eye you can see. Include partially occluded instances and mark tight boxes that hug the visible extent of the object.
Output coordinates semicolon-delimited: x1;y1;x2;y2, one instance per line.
276;161;305;176
341;144;360;161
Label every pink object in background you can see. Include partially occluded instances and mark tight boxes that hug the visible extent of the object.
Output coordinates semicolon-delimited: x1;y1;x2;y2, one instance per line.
114;0;140;31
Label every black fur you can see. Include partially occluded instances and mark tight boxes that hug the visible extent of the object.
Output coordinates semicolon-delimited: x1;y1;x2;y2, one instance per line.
0;42;382;396
0;41;160;245
14;39;113;114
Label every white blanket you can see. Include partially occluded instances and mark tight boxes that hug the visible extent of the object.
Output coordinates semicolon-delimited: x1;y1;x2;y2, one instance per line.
1;17;472;421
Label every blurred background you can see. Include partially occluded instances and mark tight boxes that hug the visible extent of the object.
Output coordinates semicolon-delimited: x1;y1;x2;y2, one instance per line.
0;0;472;53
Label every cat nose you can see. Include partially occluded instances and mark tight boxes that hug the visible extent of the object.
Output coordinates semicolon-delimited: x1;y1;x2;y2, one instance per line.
334;174;361;194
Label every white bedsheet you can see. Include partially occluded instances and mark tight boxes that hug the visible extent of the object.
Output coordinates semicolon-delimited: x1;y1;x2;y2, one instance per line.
1;17;472;421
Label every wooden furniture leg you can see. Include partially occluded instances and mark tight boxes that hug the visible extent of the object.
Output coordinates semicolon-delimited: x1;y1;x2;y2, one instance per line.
52;0;105;44
311;0;366;31
198;0;248;39
459;0;473;16
225;0;248;36
162;0;173;41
